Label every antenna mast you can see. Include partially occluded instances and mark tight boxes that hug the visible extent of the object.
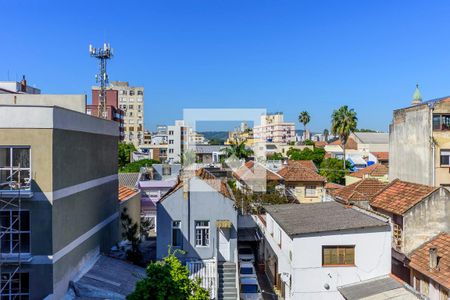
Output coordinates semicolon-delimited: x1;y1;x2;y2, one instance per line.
89;43;113;119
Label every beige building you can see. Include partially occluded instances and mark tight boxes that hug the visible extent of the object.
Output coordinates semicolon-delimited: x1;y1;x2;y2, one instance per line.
389;86;450;187
112;81;145;147
253;113;296;144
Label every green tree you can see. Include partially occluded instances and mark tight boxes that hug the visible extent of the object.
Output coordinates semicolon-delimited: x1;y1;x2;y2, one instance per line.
319;158;352;185
331;106;358;169
267;152;284;160
118;142;137;169
120;159;159;173
323;129;329;141
303;139;315;146
121;208;142;264
222;140;253;160
233;183;289;214
287;147;325;166
127;252;209;300
298;111;311;133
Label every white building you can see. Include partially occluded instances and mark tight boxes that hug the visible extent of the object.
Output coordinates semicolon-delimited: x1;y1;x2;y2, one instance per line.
253;113;296;144
257;202;392;300
167;120;190;163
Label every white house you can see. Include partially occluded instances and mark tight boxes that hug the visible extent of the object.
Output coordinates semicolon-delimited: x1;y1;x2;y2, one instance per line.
257;202;392;300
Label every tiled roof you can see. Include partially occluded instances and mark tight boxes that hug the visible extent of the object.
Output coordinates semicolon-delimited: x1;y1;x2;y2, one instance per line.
233;161;282;182
409;233;450;289
372;152;389;161
287;160;317;172
329;137;357;150
118;185;139;202
314;141;328;148
349;164;388;178
370;179;438;215
277;161;325;182
325;182;344;190
264;202;389;237
331;178;387;203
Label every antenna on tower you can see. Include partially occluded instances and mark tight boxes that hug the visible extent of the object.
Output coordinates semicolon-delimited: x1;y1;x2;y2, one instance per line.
89;43;113;119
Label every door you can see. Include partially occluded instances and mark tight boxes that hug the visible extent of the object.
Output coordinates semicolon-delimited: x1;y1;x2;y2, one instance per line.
218;228;230;261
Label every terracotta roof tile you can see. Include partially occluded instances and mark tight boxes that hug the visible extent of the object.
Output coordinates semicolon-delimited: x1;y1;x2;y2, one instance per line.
118;185;139;202
233;161;282;182
331;178;387;203
314;141;328;148
409;233;450;289
277;161;325;182
325;182;344;190
329;137;357;150
288;160;317;172
349;164;388;178
372;152;389;161
370;179;438;215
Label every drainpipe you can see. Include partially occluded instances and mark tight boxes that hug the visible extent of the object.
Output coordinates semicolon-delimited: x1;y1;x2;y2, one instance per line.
429;103;436;186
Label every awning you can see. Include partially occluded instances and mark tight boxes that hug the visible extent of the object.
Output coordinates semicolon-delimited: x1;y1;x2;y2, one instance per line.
238;227;262;242
216;220;232;228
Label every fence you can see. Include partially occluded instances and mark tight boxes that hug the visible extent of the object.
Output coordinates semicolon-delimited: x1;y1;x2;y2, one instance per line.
187;259;217;299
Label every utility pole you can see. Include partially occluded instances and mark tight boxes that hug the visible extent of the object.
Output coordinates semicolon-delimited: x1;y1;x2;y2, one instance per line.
89;43;113;119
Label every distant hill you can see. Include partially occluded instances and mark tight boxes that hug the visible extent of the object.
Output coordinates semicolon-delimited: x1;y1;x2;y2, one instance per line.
200;131;228;144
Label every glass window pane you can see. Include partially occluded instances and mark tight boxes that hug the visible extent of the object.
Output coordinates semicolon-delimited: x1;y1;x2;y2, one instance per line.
0;170;11;185
433;115;441;130
0;148;10;168
12;148;30;168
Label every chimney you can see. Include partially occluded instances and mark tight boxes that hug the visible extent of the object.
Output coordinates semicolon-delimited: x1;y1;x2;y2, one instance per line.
20;75;27;92
429;247;438;269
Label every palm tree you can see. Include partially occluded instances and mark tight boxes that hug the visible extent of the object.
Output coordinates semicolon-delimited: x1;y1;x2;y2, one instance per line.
323;128;329;141
222;140;254;160
298;111;311;141
331;105;358;169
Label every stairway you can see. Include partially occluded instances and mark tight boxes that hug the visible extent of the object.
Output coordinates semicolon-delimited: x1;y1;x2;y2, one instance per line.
217;262;237;300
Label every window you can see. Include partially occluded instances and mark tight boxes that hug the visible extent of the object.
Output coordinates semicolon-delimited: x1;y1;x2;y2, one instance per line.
278;229;282;248
0;147;31;190
433;114;450;130
322;246;355;266
0;272;29;299
121;90;127;95
392;223;403;251
128;105;134;110
137;90;143;95
441;150;450;166
169;149;174;154
129;98;134;102
162;165;171;176
172;221;182;247
195;221;209;247
129;90;135;96
0;211;30;254
169;130;174;135
169;140;174;144
305;186;317;197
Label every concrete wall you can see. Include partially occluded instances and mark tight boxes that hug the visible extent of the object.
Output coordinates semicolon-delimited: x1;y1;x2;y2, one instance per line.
0;94;86;113
157;177;238;262
403;188;450;254
119;192;142;240
389;105;433;185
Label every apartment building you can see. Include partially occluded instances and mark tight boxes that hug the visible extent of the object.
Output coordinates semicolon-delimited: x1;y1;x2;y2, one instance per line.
253;113;295;144
110;81;145;147
0;96;119;299
390;86;450;187
167;120;190;163
88;88;125;140
0;76;41;94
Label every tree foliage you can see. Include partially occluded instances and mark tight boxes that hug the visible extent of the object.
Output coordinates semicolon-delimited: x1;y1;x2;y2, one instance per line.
119;142;137;169
298;111;311;129
222;140;253;160
232;182;290;214
120;159;159;173
303;139;315;146
319;158;352;185
287;147;325;166
267;152;284;160
331;106;358;169
127;252;209;300
121;208;142;265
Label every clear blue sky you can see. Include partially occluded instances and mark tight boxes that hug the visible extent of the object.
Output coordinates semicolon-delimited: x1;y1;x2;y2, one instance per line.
2;0;450;132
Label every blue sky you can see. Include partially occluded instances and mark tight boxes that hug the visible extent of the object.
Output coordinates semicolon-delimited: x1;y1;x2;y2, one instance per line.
2;1;450;132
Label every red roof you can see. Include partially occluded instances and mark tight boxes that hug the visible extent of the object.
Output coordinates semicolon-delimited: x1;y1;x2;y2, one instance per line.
349;164;388;178
331;178;387;203
118;186;139;202
233;161;282;182
325;182;344;190
409;233;450;289
370;179;438;215
277;161;325;182
314;141;328;148
329;137;357;150
372;152;389;161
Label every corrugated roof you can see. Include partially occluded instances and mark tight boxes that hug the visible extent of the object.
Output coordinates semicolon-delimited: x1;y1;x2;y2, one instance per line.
264;202;389;237
370;179;438;215
353;132;389;144
409;233;450;289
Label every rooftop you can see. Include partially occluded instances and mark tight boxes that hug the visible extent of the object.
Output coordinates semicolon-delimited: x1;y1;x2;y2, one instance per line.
118;186;139;202
264;202;389;237
409;233;450;289
118;172;140;188
329;137;358;150
349;164;388;178
332;178;387;203
370;179;438;215
371;152;389;161
277;161;325;182
234;161;283;182
352;132;389;144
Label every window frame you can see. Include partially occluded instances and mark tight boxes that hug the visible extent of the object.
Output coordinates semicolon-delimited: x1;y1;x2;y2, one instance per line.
195;220;210;247
0;272;30;299
322;245;355;267
305;185;317;197
440;149;450;167
0;210;31;256
0;146;31;191
171;220;182;248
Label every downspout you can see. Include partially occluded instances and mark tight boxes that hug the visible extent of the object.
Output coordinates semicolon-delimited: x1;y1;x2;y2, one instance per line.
429;103;436;186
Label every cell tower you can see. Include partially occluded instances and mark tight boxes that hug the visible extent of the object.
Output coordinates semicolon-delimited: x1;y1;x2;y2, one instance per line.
89;43;113;119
